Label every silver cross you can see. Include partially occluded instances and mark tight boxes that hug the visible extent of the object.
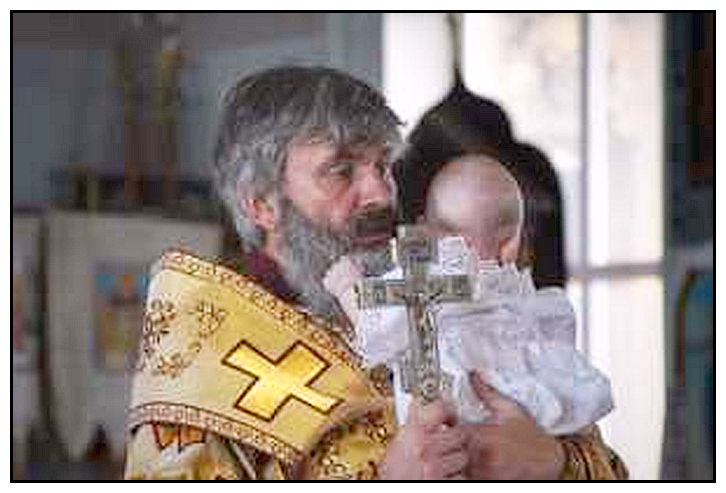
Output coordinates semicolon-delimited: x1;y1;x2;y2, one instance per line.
356;225;472;403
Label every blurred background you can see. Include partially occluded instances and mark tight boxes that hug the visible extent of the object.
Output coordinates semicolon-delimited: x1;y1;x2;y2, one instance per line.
12;12;713;480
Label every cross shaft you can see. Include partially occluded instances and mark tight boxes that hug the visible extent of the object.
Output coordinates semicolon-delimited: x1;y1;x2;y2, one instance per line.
356;226;472;403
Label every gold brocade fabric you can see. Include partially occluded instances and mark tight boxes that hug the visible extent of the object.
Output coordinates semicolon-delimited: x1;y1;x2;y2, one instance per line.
124;251;395;479
558;425;629;480
124;250;627;480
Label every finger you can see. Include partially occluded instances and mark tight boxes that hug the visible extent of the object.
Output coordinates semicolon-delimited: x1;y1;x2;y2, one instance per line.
468;370;497;402
408;397;443;427
418;398;458;431
406;396;425;426
440;450;469;478
423;426;468;456
468;371;522;420
422;450;469;480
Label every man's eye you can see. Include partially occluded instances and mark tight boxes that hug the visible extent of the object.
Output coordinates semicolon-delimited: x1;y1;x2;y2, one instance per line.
328;162;354;178
375;160;391;177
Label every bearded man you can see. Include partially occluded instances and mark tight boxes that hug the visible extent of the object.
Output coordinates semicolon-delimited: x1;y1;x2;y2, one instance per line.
124;66;627;480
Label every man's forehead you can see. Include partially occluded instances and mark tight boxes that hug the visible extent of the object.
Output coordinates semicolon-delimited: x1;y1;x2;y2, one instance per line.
290;135;389;160
337;143;390;161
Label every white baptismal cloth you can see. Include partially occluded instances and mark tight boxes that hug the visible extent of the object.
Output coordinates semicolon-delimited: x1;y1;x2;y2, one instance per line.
323;237;613;435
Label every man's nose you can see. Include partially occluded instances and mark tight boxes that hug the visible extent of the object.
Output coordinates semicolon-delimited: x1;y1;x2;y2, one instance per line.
355;163;392;209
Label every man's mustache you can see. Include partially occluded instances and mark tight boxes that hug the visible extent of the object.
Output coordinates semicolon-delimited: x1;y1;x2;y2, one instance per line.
348;206;396;247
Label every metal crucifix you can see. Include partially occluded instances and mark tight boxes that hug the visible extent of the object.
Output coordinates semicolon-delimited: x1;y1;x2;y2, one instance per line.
356;225;473;403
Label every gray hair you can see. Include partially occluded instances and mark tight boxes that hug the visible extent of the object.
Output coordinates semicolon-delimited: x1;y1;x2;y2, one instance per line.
212;66;402;250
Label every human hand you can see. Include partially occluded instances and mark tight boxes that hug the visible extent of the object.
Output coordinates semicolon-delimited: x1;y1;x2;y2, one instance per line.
464;371;565;480
380;397;469;480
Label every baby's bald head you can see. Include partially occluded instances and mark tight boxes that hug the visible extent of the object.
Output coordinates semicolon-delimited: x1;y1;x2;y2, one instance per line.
425;155;523;261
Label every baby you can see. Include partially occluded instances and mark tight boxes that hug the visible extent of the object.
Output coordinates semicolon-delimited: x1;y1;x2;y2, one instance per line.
324;155;613;435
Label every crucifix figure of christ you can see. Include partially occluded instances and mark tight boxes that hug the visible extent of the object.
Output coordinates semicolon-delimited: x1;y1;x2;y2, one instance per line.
356;225;473;403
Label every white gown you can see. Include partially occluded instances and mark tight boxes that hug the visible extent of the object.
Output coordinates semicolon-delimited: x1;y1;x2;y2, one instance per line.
324;237;613;435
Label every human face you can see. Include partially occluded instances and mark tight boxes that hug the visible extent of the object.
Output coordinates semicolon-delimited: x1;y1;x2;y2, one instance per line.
281;138;396;248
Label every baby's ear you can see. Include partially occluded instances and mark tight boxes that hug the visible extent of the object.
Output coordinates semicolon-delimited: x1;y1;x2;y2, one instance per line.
498;234;521;264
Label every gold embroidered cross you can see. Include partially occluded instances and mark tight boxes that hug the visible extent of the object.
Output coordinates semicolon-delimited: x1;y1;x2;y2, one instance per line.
222;340;340;421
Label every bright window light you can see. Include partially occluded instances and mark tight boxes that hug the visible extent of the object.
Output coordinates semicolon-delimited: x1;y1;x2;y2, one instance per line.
384;12;665;479
382;13;453;135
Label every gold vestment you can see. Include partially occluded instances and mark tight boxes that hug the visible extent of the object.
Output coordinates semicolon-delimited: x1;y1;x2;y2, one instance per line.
124;250;627;480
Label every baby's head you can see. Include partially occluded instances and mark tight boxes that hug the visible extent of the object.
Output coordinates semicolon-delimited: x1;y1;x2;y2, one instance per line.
425;155;523;263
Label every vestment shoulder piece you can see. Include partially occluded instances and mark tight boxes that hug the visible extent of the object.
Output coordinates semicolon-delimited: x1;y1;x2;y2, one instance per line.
128;250;392;466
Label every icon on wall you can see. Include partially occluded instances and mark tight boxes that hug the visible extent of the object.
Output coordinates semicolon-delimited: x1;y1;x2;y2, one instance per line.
93;263;149;372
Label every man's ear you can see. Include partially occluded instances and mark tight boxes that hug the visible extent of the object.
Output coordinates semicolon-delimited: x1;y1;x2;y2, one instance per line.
498;233;521;264
241;194;278;233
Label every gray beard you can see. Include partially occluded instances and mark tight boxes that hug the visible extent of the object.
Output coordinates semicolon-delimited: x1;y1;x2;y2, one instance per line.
276;197;393;323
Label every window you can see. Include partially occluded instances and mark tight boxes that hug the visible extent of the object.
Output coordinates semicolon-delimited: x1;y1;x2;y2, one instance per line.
384;12;665;479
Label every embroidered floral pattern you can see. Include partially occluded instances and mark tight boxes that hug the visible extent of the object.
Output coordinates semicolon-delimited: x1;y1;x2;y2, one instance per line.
157;251;362;368
306;410;393;479
137;299;177;372
193;300;227;339
153;342;203;378
136;297;228;378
